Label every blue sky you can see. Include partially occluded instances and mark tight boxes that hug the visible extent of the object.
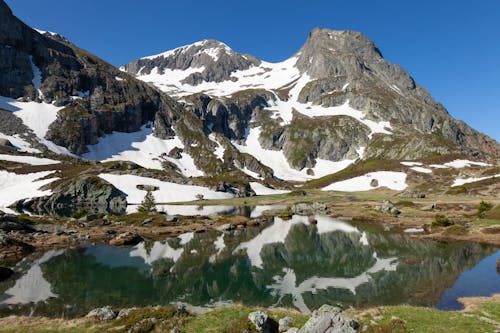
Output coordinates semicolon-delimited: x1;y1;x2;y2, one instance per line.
6;0;499;141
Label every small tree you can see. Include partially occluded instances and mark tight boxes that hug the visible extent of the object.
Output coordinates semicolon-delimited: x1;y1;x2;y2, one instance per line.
138;189;157;213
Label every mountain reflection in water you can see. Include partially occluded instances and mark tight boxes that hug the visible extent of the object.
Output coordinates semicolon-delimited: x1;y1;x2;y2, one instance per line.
0;215;496;317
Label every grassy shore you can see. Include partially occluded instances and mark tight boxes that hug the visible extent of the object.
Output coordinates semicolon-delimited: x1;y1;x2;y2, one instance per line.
0;295;499;332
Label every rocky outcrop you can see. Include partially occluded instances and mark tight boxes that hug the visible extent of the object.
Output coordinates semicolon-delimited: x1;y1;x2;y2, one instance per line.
15;175;127;216
86;306;116;322
0;0;179;154
298;305;358;333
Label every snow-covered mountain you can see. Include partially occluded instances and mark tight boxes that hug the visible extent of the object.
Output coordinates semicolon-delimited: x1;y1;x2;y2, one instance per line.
0;0;498;215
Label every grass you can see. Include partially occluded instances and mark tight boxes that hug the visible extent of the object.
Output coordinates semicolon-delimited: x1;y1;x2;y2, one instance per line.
181;306;308;333
358;304;499;333
1;297;500;333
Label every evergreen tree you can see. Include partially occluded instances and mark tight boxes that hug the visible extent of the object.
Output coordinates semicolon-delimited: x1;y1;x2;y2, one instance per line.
138;189;157;213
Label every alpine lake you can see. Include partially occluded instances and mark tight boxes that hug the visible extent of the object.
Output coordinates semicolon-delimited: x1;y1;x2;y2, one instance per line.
1;205;499;318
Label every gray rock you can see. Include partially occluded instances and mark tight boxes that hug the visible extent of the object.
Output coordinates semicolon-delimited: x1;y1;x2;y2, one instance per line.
298;305;358;333
422;203;437;211
248;311;268;331
116;307;137;320
15;175;127;216
375;200;400;216
292;202;327;215
86;306;116;321
109;232;143;246
279;316;295;332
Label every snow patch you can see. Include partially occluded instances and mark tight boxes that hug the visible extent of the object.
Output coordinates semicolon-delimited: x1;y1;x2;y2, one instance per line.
0;170;59;209
250;182;290;195
401;161;423;166
322;171;408;192
410;166;432;174
452;174;500;187
98;173;233;204
234;127;356;181
83;124;204;177
0;133;40;153
0;154;59;165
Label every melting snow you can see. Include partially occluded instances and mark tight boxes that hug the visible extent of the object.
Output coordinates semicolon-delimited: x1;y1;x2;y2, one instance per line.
0;133;40;153
249;182;290;195
0;170;59;209
234;127;356;181
410;166;432;174
83;124;203;177
98;173;233;204
401;161;423;166
208;134;225;161
0;95;71;155
322;171;408;192
452;174;500;187
0;154;59;165
430;159;491;169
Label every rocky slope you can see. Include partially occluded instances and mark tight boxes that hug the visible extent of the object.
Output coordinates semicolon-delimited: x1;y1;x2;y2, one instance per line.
0;0;180;155
0;0;498;212
124;28;499;178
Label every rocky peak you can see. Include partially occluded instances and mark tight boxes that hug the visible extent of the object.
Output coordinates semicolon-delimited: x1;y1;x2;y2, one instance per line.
122;39;261;85
295;28;384;79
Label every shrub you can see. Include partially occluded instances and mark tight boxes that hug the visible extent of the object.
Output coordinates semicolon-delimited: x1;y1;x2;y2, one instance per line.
138;190;157;213
433;214;452;227
71;208;88;219
477;201;493;218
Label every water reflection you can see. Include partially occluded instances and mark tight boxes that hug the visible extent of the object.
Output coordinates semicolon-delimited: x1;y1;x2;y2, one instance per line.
0;215;496;317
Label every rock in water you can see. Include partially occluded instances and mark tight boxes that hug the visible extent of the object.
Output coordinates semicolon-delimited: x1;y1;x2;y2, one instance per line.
86;306;116;321
109;232;143;246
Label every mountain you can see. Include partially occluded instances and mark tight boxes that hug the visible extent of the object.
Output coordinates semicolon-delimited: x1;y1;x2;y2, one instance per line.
0;0;181;155
0;0;498;215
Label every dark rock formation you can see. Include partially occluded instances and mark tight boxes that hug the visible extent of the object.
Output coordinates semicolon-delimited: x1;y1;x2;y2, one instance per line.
15;175;127;216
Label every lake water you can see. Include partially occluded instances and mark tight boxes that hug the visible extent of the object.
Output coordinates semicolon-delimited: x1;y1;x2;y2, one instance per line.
0;215;498;317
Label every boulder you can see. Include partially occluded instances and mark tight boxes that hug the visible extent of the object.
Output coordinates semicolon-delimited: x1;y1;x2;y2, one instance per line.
15;175;127;216
298;305;358;333
375;200;400;216
421;203;437;211
0;214;35;232
248;311;269;331
116;307;137;320
86;306;116;321
279;316;295;332
109;232;143;246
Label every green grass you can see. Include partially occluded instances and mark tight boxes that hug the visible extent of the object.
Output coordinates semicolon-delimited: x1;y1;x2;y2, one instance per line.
361;306;498;333
181;306;308;333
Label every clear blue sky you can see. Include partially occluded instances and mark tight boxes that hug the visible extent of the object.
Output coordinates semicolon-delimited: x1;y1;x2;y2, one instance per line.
6;0;500;141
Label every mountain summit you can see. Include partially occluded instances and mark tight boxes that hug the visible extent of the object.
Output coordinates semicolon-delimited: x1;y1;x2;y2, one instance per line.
0;0;498;208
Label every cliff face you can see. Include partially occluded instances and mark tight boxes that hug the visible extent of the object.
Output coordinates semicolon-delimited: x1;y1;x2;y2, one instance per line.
0;0;180;154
